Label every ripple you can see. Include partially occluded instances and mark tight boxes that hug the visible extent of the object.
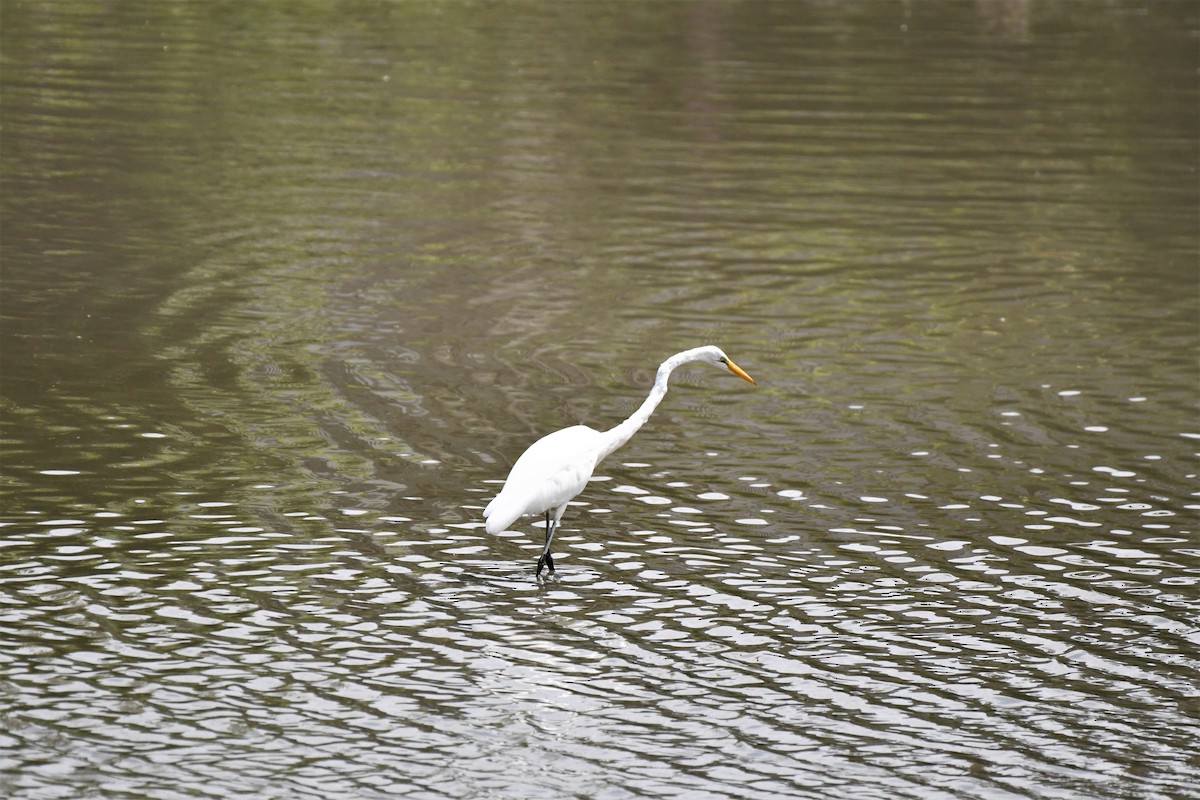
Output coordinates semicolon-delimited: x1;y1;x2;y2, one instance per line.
2;1;1197;797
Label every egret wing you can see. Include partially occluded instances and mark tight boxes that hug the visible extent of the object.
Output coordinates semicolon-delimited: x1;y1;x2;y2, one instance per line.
483;425;603;534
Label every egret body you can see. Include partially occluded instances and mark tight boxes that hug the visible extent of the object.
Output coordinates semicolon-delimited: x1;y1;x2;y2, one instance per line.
483;345;755;577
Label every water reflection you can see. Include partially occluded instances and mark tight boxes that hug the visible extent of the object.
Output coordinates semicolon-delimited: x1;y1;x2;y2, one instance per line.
3;450;1196;797
3;1;1198;798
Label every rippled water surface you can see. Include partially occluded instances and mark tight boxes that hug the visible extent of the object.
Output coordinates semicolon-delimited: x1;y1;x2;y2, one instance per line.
2;2;1198;798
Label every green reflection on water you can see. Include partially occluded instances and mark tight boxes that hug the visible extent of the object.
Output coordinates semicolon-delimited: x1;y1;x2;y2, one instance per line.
1;1;1195;516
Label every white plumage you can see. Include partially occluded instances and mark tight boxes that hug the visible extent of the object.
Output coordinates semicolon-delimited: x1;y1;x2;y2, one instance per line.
483;345;755;577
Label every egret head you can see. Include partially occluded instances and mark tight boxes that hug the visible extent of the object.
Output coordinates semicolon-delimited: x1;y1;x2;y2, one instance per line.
700;346;756;385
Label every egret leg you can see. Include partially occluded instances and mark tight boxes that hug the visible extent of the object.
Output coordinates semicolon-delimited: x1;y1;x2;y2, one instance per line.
535;511;557;578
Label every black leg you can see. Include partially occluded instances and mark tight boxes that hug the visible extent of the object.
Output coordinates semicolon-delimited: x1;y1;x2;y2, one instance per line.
535;511;556;578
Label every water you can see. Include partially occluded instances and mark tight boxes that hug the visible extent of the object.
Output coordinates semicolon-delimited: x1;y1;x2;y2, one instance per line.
2;2;1197;798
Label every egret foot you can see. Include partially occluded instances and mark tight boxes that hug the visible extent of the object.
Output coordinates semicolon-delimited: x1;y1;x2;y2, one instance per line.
535;552;556;578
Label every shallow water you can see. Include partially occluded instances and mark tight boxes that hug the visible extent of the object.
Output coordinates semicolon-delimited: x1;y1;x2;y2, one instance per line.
2;2;1198;798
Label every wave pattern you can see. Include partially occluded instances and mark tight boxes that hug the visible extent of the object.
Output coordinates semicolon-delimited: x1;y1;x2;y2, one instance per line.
2;2;1196;798
2;419;1195;800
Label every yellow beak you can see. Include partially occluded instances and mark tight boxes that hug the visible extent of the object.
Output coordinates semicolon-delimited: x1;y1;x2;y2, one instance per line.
725;358;756;385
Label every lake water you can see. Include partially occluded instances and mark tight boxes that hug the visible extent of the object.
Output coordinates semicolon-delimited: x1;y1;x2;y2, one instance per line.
2;2;1198;798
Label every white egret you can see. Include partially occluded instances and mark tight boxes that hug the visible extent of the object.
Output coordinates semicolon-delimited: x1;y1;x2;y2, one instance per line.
483;345;756;577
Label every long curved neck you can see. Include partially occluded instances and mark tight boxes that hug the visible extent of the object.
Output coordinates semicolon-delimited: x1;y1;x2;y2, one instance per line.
595;349;704;465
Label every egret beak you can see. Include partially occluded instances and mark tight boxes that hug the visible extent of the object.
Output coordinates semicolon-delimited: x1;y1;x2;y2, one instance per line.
725;358;756;385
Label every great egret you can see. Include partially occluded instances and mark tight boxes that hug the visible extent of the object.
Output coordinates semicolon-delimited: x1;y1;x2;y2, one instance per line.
483;345;756;577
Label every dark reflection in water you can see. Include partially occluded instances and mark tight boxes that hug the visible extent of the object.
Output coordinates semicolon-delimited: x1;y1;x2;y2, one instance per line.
2;2;1197;799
